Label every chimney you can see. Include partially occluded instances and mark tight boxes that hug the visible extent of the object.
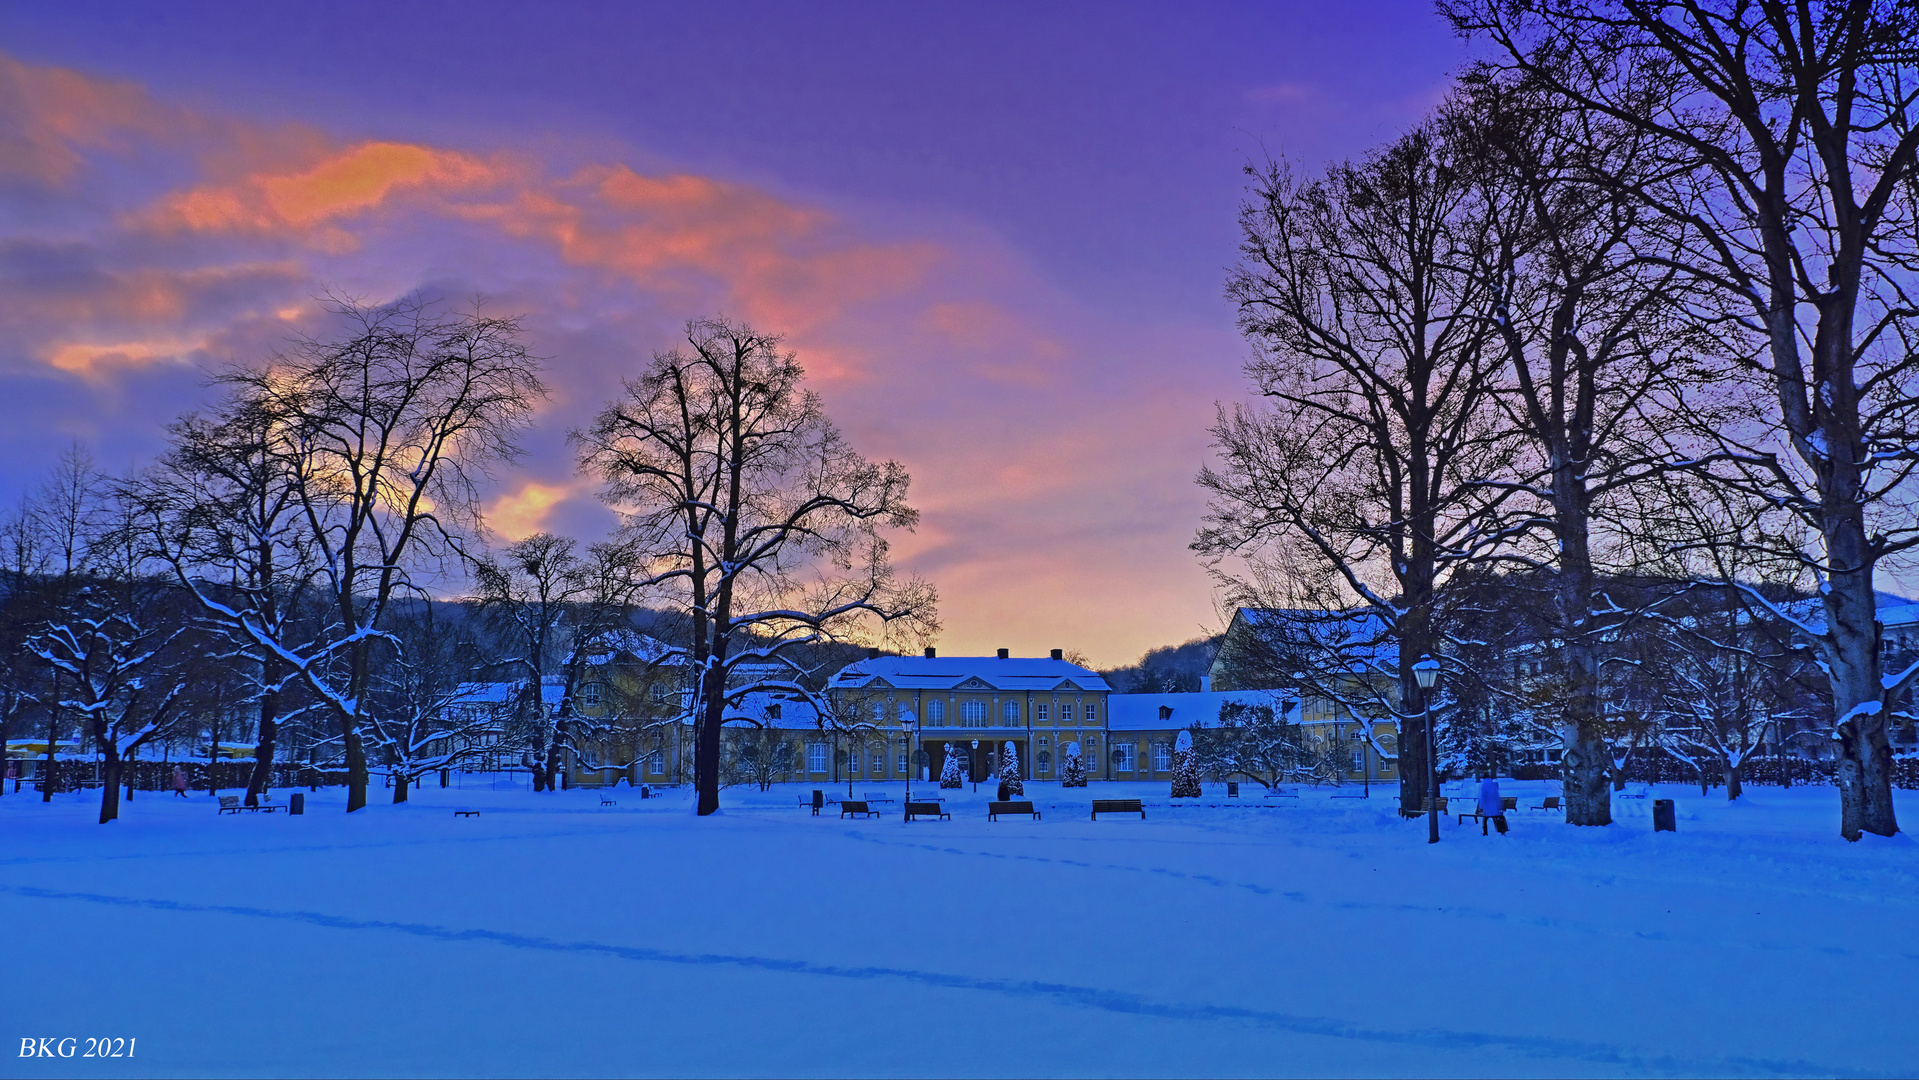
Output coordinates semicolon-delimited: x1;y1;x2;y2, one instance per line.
866;647;881;660
924;646;936;659
996;648;1009;659
1050;648;1063;661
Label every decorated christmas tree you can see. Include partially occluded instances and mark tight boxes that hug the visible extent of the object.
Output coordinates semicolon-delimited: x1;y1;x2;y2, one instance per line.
1060;741;1087;787
1170;729;1201;798
999;741;1024;796
939;743;965;789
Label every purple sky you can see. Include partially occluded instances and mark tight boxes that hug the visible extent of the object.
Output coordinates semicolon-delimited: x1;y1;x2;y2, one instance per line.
0;1;1468;666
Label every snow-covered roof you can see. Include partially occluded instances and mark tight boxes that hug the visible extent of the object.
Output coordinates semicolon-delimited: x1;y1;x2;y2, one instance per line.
830;655;1112;693
1106;690;1297;730
1225;607;1398;670
722;691;823;730
451;679;566;707
583;629;677;665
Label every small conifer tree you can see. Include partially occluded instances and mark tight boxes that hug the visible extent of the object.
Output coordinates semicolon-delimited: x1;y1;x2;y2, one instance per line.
1171;729;1201;798
939;743;965;789
999;741;1024;796
1060;742;1087;787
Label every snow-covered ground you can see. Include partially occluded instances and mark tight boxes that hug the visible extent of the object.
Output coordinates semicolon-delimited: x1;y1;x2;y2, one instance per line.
3;778;1916;1078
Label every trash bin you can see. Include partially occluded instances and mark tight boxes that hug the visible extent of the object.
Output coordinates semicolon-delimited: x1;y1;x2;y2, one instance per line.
289;792;305;816
1227;781;1240;797
1653;798;1675;832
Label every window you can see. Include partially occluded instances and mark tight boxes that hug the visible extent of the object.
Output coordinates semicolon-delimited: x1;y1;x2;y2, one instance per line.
961;700;987;724
582;682;602;707
1059;703;1074;722
872;702;886;723
1036;704;1049;721
1352;750;1364;773
927;699;946;725
1152;743;1171;772
1113;743;1135;772
648;750;664;775
1037;751;1051;773
847;750;861;774
1002;700;1021;726
898;752;909;773
807;743;826;773
1083;702;1096;721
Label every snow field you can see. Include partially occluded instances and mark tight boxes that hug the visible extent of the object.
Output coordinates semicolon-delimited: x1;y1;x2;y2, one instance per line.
2;780;1917;1078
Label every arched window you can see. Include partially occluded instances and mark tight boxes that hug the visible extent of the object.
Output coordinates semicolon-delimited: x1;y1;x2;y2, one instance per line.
960;700;987;724
1001;700;1021;725
927;699;946;725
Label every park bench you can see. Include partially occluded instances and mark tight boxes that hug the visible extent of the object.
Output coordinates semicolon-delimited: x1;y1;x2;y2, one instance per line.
1455;797;1518;825
987;800;1039;821
217;795;244;815
903;800;950;822
1532;796;1561;812
1090;798;1145;820
252;796;287;813
839;800;880;819
1403;796;1449;819
861;791;897;804
599;794;618;807
1263;787;1299;799
803;790;840;815
454;810;479;817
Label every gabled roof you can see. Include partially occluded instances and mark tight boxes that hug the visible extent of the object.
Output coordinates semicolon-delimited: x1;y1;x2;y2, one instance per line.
1106;690;1298;731
830;655;1112;693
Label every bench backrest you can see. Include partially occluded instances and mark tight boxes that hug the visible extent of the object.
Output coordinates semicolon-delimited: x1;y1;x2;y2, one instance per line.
989;801;1034;812
842;801;868;811
1092;799;1142;810
1501;797;1517;810
219;795;239;808
905;801;941;813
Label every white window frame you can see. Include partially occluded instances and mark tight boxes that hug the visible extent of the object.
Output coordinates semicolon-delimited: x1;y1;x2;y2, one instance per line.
807;743;827;773
1152;743;1171;772
960;700;987;724
927;699;946;725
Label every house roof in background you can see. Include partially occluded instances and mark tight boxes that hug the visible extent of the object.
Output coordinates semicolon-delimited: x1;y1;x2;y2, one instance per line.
830;655;1112;693
1106;690;1296;730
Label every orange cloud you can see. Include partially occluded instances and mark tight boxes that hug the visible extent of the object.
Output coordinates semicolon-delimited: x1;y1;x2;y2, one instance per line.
485;480;578;542
44;338;200;379
0;54;176;185
145;140;504;238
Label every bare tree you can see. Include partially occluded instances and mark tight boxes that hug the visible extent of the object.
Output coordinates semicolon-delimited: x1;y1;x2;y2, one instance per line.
146;295;543;812
1442;69;1706;824
364;599;497;801
1187;699;1302;789
1201;124;1512;818
577;318;936;816
1446;0;1919;840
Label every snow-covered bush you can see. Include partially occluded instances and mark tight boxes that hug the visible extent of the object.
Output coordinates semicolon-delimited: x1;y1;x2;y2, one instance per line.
999;741;1023;796
939;742;965;789
1060;741;1086;787
1171;729;1201;798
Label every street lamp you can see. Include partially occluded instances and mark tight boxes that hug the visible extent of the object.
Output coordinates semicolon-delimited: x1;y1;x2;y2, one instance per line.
971;739;979;793
1413;656;1441;844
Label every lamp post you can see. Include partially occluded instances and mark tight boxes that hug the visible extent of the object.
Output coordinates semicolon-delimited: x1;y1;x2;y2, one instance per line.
971;739;979;793
1414;656;1441;844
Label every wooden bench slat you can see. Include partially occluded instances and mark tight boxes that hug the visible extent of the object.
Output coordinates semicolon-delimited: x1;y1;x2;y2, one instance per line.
987;800;1039;820
1090;798;1145;820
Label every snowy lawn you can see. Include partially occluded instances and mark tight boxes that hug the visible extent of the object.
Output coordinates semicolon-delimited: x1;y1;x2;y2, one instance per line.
2;779;1917;1078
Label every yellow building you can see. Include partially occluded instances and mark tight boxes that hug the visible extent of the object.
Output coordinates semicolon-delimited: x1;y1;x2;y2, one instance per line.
828;648;1114;782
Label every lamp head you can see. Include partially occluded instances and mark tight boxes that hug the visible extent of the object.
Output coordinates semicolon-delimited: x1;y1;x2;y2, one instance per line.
1413;656;1441;690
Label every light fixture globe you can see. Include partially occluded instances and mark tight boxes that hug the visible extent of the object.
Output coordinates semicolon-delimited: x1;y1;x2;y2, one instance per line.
1413;656;1441;690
